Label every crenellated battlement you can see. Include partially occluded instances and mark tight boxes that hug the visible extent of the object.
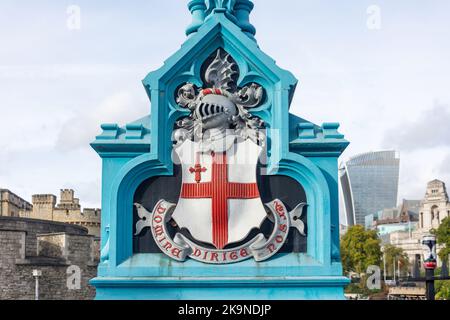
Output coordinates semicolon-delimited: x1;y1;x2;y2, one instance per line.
26;190;101;237
53;207;100;223
32;194;57;206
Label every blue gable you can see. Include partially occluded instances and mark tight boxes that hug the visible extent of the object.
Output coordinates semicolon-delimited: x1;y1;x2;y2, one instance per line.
90;1;350;300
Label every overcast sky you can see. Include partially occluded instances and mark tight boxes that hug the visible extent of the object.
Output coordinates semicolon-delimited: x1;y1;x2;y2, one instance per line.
1;1;450;222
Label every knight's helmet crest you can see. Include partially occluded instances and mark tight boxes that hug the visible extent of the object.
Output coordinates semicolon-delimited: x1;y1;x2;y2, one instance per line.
174;49;265;145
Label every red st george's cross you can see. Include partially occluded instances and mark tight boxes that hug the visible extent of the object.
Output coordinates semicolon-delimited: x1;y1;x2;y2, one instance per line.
181;151;260;249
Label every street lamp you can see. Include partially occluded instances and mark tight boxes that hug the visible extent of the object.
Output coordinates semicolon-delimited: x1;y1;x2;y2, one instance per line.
422;235;437;300
381;246;387;283
32;269;42;301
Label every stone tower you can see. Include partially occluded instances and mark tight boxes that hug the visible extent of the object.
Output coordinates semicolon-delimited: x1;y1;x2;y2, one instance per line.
29;190;101;237
419;180;450;231
31;194;57;220
58;189;81;210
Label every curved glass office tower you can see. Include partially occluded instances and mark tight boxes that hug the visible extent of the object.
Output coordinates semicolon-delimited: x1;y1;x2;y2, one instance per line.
339;151;400;226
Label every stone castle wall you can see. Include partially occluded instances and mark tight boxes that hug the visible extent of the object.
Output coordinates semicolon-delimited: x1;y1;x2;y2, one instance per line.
0;216;88;257
0;217;98;300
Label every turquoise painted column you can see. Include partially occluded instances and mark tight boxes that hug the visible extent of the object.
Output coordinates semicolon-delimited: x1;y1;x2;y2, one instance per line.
186;0;207;36
234;0;256;38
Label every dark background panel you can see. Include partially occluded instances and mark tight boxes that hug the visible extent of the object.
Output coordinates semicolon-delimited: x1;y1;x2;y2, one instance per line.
132;164;182;253
257;172;308;253
133;165;308;254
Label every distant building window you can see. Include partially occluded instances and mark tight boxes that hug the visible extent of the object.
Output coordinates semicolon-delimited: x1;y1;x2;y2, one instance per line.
431;206;439;221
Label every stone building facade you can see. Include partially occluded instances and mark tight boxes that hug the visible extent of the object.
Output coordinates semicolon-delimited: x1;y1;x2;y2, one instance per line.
0;216;99;300
388;180;450;270
0;189;32;218
418;180;450;231
365;200;420;241
20;189;101;237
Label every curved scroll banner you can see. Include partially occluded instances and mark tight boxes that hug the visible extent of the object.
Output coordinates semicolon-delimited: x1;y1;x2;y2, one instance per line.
251;200;290;262
138;200;191;261
173;233;265;264
135;198;292;264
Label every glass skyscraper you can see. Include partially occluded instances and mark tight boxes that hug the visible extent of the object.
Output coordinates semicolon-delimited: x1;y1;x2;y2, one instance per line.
339;151;400;226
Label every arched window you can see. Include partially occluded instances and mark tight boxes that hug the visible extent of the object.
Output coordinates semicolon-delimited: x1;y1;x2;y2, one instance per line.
420;212;424;228
431;205;439;221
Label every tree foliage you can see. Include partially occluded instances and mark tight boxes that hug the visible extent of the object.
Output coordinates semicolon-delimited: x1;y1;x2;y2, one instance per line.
382;244;410;275
341;225;382;274
436;280;450;300
434;217;450;260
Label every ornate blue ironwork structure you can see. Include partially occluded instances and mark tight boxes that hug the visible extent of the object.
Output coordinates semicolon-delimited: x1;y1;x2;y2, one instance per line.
90;0;350;300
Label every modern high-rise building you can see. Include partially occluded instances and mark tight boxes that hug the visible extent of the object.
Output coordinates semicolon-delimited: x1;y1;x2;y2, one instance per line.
339;151;400;226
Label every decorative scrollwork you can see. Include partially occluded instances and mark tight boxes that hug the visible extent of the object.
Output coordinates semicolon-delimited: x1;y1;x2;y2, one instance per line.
176;83;198;110
232;83;264;108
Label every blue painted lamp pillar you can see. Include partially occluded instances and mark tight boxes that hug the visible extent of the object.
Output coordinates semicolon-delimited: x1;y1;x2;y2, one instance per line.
234;0;256;37
90;0;350;300
186;0;207;36
187;0;256;39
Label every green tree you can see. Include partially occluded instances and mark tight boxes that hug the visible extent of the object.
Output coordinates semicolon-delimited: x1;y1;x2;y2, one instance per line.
382;244;410;276
433;217;450;261
435;280;450;300
341;225;382;274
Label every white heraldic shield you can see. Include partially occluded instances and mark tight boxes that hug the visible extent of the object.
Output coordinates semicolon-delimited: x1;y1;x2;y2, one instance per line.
172;135;267;249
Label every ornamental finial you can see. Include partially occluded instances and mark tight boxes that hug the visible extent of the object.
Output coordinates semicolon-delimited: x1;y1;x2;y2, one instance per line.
186;0;256;39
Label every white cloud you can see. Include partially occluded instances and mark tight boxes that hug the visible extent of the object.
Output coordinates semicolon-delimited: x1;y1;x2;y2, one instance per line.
382;102;450;151
397;148;449;200
376;101;450;202
0;146;101;208
55;90;149;152
0;64;145;81
437;152;450;184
